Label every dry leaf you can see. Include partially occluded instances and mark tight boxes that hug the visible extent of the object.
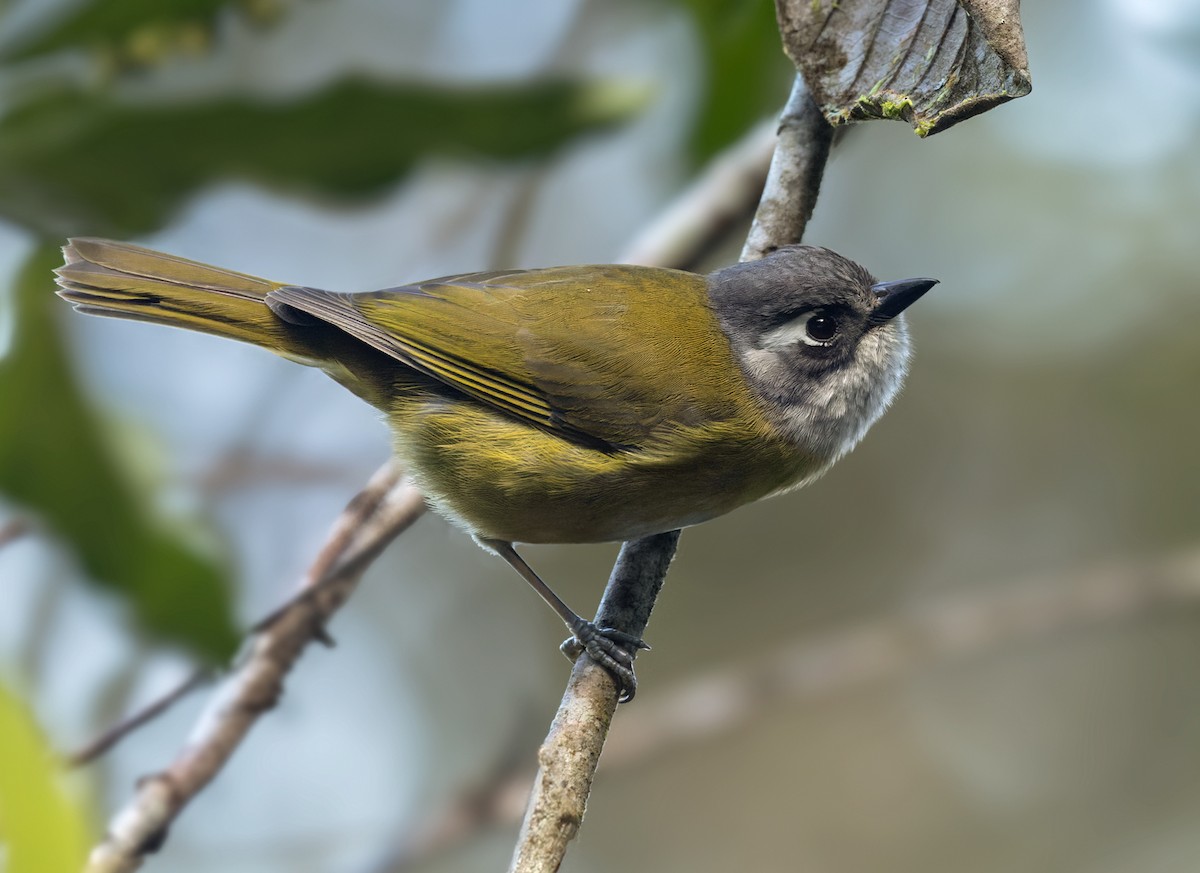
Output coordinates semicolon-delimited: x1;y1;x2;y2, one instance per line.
775;0;1031;136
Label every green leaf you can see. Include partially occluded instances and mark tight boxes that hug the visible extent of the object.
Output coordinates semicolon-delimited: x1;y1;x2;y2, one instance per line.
0;683;92;873
0;0;287;67
678;0;794;161
0;245;240;660
0;77;646;239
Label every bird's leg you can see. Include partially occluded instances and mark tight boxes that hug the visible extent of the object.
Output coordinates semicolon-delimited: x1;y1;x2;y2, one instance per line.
480;539;650;702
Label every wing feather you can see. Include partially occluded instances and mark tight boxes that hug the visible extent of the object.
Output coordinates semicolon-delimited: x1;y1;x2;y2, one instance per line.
267;265;736;450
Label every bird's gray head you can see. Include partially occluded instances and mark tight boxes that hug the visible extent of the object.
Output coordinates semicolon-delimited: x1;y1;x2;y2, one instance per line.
707;245;936;467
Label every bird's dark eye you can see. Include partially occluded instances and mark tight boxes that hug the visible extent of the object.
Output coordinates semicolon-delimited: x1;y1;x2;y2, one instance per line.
803;314;839;344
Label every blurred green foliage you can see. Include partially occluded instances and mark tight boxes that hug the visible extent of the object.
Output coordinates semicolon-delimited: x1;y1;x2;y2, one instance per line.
0;247;241;659
0;0;287;67
0;682;92;873
677;0;793;161
0;77;646;238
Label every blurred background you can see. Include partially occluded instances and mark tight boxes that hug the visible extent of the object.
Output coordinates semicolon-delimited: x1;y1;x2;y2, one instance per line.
1;0;1199;871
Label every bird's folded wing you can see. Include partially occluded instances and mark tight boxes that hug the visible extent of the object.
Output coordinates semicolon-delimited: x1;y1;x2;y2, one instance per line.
266;264;733;451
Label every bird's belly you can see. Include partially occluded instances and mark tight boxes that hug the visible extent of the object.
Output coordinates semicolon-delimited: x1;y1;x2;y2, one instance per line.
394;399;820;544
447;471;743;544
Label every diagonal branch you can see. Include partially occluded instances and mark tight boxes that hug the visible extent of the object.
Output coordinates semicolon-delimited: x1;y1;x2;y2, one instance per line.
508;73;832;873
84;463;426;873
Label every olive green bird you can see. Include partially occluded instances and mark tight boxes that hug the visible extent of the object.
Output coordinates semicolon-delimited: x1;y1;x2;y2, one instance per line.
55;238;935;699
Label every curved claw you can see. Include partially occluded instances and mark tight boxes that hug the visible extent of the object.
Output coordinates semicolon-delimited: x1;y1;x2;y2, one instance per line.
560;621;649;703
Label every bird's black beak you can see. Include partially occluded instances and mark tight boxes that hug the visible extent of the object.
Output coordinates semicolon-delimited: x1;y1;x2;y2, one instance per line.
868;278;939;324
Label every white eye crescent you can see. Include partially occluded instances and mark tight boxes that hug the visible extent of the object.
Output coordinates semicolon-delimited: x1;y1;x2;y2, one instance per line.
761;311;841;350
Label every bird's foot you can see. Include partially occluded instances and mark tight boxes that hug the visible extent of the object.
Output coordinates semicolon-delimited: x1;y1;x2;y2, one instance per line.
560;621;650;703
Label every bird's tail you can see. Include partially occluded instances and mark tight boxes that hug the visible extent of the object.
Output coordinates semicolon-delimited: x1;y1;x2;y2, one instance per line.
54;237;307;357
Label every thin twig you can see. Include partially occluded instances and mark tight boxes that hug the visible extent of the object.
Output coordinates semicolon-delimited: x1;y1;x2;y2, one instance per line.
68;453;386;767
66;669;212;768
382;546;1200;872
84;463;426;873
508;72;834;873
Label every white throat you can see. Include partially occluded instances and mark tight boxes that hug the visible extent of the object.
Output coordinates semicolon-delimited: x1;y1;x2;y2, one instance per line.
742;316;912;465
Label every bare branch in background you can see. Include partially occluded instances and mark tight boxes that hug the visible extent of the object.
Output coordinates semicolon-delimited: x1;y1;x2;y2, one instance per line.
620;117;776;269
0;517;31;549
490;166;550;269
604;548;1196;764
509;72;835;873
84;463;425;873
381;546;1200;872
194;450;360;496
378;712;541;873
